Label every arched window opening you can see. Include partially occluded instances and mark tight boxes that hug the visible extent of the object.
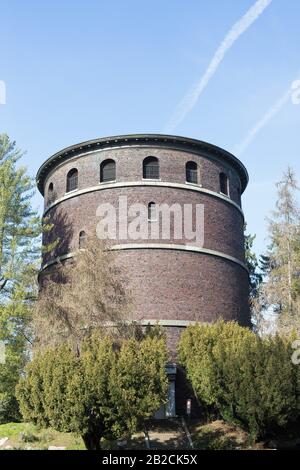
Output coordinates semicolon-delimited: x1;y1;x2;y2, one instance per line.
66;168;78;193
100;159;116;183
148;202;157;221
48;182;54;204
220;172;229;196
186;161;198;184
143;156;159;179
79;230;87;249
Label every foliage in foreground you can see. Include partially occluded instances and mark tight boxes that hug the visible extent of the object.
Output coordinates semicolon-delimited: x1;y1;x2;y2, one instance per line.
179;320;300;439
16;334;168;449
0;134;41;423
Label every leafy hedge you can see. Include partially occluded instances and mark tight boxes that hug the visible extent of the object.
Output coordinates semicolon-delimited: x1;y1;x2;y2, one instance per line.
16;334;168;449
179;321;300;438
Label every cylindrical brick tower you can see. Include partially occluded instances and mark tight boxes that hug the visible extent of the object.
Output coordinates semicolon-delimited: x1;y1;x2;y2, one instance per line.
37;134;250;416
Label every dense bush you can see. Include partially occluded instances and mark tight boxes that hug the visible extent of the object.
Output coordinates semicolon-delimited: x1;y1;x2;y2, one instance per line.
16;334;168;449
179;320;300;438
0;395;22;424
0;341;27;424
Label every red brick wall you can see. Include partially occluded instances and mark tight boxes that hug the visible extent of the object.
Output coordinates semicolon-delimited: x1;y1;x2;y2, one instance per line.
40;140;250;357
42;188;245;263
115;250;250;325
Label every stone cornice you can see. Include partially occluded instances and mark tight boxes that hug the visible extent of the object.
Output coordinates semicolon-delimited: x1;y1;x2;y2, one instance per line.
40;243;248;273
36;134;249;195
43;180;245;219
112;243;248;271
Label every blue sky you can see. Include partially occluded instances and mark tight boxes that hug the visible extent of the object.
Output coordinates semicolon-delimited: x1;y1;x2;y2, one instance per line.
1;0;299;257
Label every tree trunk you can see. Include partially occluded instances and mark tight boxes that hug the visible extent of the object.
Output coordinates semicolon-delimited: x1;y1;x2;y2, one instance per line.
287;236;293;315
82;432;102;450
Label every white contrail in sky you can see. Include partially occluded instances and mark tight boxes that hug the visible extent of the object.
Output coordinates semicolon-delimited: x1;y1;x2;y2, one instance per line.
234;89;291;156
163;0;273;133
234;78;300;156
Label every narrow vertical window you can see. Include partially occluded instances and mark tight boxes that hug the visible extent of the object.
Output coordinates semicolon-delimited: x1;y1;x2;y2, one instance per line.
186;161;198;184
79;230;87;249
48;182;54;204
220;172;229;196
143;156;159;179
100;159;116;182
148;202;156;221
66;168;78;192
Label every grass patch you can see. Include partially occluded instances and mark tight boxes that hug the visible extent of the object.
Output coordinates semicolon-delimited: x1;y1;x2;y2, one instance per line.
0;423;145;450
0;422;85;450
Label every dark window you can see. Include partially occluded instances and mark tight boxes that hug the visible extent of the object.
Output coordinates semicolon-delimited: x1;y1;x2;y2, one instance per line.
79;230;87;249
186;161;198;184
48;182;54;204
148;202;156;221
220;172;229;196
100;159;116;182
143;156;159;179
66;168;78;192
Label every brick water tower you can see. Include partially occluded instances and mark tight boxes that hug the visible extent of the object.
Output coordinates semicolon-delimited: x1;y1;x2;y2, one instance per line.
37;134;250;416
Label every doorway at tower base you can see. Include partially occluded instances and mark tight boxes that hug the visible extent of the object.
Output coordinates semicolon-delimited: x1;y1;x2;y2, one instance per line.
154;363;202;419
154;364;177;419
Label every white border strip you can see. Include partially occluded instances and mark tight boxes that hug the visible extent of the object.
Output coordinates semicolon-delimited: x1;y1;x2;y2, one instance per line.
111;243;247;270
43;180;244;218
40;243;248;272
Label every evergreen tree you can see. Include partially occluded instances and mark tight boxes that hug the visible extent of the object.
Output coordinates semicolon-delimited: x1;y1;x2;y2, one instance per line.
0;134;41;422
0;134;40;295
17;334;168;449
261;167;300;332
244;226;264;332
244;230;262;303
179;321;299;439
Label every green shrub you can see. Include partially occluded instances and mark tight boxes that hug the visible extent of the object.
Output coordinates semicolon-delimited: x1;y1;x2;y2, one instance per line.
16;334;168;449
0;395;22;424
179;320;299;438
